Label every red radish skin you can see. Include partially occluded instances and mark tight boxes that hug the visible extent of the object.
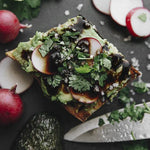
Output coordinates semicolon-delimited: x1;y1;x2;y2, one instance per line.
110;0;143;26
0;87;23;126
92;0;111;15
0;10;29;44
126;7;150;37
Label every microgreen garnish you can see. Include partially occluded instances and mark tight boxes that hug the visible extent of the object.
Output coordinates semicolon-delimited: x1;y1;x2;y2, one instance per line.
138;13;147;22
47;75;62;88
62;31;80;45
77;51;90;60
98;118;105;126
62;31;80;39
75;64;92;74
39;38;53;57
107;103;145;125
132;81;149;93
118;87;130;104
98;73;107;87
69;75;92;92
0;0;41;21
123;141;148;150
102;58;112;70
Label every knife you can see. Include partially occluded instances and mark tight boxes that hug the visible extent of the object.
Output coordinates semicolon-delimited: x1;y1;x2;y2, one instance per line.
64;102;150;143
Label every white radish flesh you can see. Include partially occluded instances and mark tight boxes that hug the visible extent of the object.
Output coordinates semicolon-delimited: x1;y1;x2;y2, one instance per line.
0;57;33;94
126;7;150;37
70;89;98;104
110;0;143;26
31;45;52;75
92;0;111;15
78;37;102;57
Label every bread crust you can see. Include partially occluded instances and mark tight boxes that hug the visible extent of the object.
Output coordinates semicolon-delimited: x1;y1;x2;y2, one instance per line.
5;17;141;122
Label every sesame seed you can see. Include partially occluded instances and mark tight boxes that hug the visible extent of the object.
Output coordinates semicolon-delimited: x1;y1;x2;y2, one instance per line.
76;3;83;11
20;29;24;33
4;49;8;52
142;99;146;103
113;82;119;87
99;20;105;26
147;91;150;95
90;55;94;59
64;10;70;16
146;83;150;88
101;91;105;96
109;85;113;90
144;41;150;49
94;85;99;92
92;25;97;30
130;89;135;95
130;51;134;54
60;41;65;45
55;33;59;38
131;57;140;70
147;64;150;71
3;3;7;8
148;54;150;60
123;35;131;42
130;97;134;102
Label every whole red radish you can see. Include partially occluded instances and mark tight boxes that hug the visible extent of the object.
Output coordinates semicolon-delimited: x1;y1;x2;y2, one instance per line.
0;86;23;126
0;10;29;44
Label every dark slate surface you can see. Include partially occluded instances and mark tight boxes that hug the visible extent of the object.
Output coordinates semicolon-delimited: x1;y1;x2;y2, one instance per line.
0;0;150;149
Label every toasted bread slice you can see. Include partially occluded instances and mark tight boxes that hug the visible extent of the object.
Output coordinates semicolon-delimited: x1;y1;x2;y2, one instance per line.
6;16;140;122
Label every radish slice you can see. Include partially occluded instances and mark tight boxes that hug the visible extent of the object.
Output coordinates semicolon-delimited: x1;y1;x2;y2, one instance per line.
110;0;143;26
77;37;102;58
126;7;150;37
92;0;111;15
0;57;33;94
31;45;52;75
70;88;98;104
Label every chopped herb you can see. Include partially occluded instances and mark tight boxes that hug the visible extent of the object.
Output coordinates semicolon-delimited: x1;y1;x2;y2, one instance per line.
131;131;136;140
47;75;62;88
62;31;80;39
124;104;145;122
39;38;53;57
98;118;105;126
123;141;148;150
75;64;92;74
26;0;41;8
77;51;90;60
107;103;147;124
0;0;41;21
118;87;130;104
91;72;100;81
108;110;120;124
69;75;92;92
94;53;111;71
102;58;112;70
98;73;107;87
62;31;80;45
91;72;107;87
132;81;149;93
138;13;147;22
143;102;150;114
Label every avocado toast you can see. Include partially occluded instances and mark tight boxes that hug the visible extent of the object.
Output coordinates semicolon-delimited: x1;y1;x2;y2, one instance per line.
6;16;140;122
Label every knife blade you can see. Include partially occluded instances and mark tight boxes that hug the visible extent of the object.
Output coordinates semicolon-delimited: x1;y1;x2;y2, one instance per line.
64;102;150;143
